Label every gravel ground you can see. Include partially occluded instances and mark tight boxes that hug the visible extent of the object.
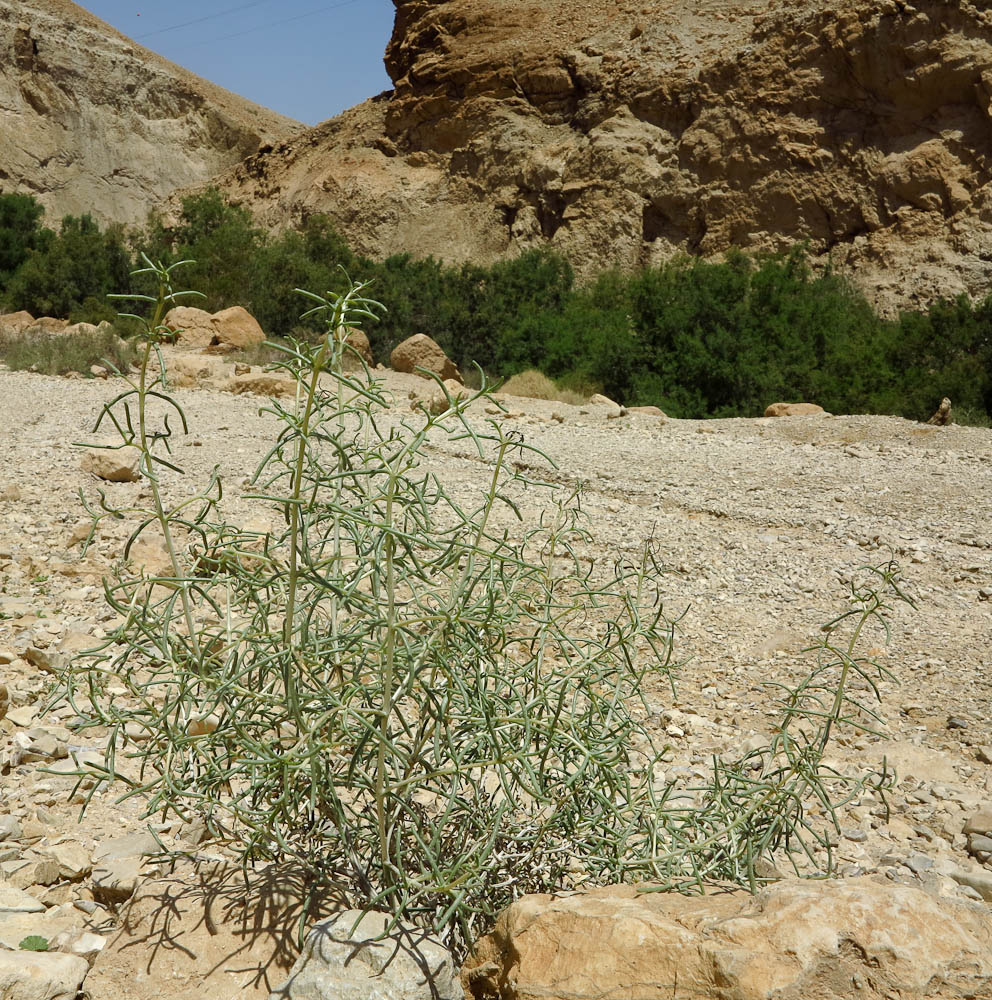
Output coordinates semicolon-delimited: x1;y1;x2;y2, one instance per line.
0;353;990;984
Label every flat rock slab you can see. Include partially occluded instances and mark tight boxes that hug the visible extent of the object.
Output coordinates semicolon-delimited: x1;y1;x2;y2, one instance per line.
462;877;992;1000
0;950;88;1000
0;885;46;913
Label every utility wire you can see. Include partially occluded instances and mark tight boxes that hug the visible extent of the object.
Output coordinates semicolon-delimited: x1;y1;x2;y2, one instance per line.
154;0;365;49
135;0;281;41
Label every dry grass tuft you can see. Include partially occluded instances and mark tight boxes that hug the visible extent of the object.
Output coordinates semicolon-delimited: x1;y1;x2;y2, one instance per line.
501;369;590;406
0;326;135;376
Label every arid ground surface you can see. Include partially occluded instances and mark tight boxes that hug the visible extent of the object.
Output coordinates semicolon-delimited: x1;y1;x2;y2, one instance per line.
0;354;990;995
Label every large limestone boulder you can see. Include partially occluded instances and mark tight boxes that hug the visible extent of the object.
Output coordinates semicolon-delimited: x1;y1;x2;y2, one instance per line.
162;306;215;349
763;402;826;417
210;305;265;349
391;334;461;383
462;878;992;1000
163;306;266;351
0;310;35;343
270;909;461;1000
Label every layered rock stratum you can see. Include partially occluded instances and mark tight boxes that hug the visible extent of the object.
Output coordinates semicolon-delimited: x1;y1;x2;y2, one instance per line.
204;0;992;312
0;0;300;227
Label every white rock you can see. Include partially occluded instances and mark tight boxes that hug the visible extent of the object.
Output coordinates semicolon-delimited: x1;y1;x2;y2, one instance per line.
79;445;141;483
0;950;89;1000
0;886;46;913
269;909;461;1000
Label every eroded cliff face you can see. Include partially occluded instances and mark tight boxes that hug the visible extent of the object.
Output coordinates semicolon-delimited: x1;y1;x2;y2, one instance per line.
0;0;300;228
199;0;992;309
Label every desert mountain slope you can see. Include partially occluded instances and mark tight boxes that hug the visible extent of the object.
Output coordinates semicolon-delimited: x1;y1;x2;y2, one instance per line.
206;0;992;312
0;0;301;228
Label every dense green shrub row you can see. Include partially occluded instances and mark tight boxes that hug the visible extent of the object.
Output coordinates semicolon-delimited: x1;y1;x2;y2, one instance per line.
1;191;989;422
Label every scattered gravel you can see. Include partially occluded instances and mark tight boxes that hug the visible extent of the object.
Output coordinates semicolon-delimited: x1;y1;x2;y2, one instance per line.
0;353;990;976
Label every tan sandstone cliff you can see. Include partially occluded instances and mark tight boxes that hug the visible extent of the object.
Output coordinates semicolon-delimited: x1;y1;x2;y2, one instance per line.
202;0;992;313
0;0;300;228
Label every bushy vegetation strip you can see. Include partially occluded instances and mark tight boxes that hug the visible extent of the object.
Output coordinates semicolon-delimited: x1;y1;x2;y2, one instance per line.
2;191;989;422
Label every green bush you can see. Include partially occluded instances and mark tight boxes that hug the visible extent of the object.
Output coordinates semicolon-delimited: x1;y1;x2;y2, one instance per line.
3;186;990;424
56;260;909;962
0;193;46;290
3;214;134;320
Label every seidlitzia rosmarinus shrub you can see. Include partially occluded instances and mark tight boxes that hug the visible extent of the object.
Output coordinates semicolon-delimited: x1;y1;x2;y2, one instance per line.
54;258;911;960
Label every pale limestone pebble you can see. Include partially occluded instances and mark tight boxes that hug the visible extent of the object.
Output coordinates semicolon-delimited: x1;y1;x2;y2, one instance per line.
92;831;161;864
0;885;46;913
0;901;85;952
90;857;143;906
963;806;992;837
41;842;92;882
52;929;107;966
0;856;60;890
79;444;141;483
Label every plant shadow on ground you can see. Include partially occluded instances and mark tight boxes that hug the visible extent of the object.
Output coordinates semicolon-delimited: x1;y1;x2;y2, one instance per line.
95;860;347;994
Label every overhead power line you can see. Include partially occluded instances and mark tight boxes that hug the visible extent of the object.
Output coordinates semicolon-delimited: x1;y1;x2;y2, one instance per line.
146;0;366;49
135;0;281;41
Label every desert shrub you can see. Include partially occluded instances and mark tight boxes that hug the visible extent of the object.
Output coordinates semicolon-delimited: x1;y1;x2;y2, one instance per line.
54;260;910;963
0;193;46;291
3;214;134;320
144;189;265;312
0;324;135;376
873;295;992;422
499;368;589;404
362;248;575;373
626;249;889;417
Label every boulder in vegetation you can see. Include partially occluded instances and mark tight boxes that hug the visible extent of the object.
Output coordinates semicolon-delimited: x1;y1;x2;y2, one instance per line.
163;305;265;351
270;909;461;1000
462;878;992;1000
162;306;216;349
391;334;461;382
764;402;826;417
209;305;265;350
589;393;621;408
0;311;35;343
927;397;953;426
340;327;373;370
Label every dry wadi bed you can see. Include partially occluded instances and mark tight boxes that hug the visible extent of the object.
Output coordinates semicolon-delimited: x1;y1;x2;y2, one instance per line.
0;352;991;997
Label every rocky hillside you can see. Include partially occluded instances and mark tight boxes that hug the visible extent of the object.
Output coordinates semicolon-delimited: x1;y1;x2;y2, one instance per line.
0;0;300;228
205;0;992;313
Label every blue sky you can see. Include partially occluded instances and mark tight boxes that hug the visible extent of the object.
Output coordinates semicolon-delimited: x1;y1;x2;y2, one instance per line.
78;1;396;125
